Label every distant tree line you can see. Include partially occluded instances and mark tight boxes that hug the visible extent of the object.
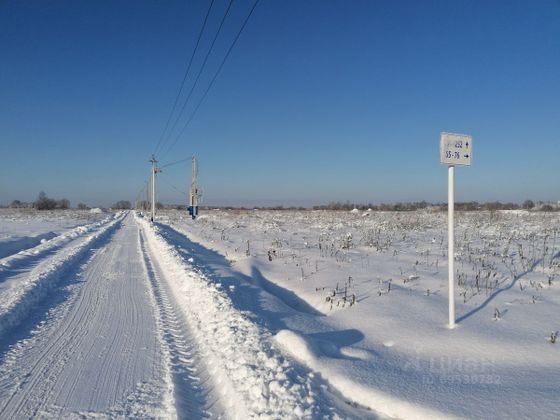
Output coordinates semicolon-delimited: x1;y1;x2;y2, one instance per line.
312;201;432;211
5;196;558;212
221;205;308;211
186;201;558;212
8;200;31;209
33;191;70;210
311;200;559;212
135;201;164;210
112;200;131;210
8;192;86;210
7;195;137;211
197;205;308;211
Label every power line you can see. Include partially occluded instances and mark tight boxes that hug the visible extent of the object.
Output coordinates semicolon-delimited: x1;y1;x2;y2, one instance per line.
159;175;188;196
161;0;261;159
160;156;192;169
153;0;216;157
157;0;235;157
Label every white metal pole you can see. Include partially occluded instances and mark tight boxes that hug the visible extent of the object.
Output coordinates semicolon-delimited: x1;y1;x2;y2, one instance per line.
448;165;455;328
145;183;149;213
194;157;197;208
151;164;155;221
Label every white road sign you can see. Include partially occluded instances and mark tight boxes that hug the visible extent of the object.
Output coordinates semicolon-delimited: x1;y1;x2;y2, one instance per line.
440;132;472;166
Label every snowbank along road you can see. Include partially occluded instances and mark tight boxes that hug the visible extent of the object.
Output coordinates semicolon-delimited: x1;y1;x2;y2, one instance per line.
0;211;376;419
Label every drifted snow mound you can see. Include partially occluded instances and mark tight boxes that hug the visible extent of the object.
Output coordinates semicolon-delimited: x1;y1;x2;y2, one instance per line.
350;208;359;214
273;330;318;364
274;330;450;420
90;208;104;214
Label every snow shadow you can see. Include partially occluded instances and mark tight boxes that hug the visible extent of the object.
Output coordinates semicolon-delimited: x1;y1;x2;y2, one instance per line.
0;232;58;259
154;223;324;329
308;329;365;348
0;220;122;359
306;329;367;361
0;242;68;285
249;265;324;316
0;276;74;359
457;259;542;324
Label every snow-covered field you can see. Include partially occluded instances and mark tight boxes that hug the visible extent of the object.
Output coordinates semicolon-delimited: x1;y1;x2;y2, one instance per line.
159;208;560;419
0;208;558;419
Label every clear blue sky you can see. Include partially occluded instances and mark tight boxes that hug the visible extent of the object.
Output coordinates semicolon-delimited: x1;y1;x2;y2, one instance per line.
1;0;559;207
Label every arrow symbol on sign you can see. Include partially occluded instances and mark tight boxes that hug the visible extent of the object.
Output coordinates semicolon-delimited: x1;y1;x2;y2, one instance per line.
464;154;469;158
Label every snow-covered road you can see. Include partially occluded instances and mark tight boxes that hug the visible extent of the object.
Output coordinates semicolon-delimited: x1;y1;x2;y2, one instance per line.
0;213;210;418
0;212;371;419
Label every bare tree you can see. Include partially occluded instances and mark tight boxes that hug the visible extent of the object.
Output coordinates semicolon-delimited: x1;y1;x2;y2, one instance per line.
112;200;131;210
35;192;57;210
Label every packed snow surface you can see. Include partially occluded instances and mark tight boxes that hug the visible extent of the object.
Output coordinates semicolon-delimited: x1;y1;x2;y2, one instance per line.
1;208;558;419
0;213;177;417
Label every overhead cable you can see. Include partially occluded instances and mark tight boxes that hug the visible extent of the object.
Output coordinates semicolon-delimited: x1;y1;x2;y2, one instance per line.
158;0;235;156
161;0;261;159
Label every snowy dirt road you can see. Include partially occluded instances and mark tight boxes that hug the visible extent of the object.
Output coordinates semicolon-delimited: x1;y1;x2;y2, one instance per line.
0;213;215;418
0;212;371;419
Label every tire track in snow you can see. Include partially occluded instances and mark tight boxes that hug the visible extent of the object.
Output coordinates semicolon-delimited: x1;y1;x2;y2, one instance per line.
139;227;221;418
0;212;120;279
0;240;117;417
0;220;123;416
0;213;125;337
0;214;174;418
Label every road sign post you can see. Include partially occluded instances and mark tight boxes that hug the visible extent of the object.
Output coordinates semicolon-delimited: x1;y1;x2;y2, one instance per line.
440;132;472;328
448;164;455;328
